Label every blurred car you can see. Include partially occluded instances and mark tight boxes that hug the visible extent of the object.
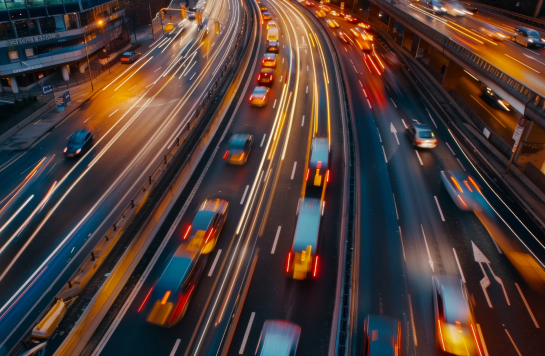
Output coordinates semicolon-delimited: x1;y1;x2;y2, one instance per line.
330;10;340;16
345;15;359;23
267;20;277;30
224;134;253;165
338;31;349;43
319;5;331;12
357;22;371;29
326;19;339;28
315;10;326;18
482;86;510;111
163;22;174;32
513;26;544;48
250;86;270;107
259;4;267;11
302;0;314;6
354;36;372;51
256;320;301;356
350;28;361;38
258;68;274;84
384;51;401;68
406;124;437;148
145;199;228;327
263;11;271;20
120;51;141;63
266;40;279;52
441;170;481;211
187;12;195;19
363;315;402;356
433;275;482;355
462;2;478;12
427;0;447;14
262;53;278;68
64;129;93;157
480;26;506;41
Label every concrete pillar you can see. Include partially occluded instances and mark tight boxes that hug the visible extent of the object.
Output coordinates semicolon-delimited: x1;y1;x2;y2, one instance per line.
428;47;450;76
79;61;88;74
515;121;534;165
368;3;382;26
402;28;414;53
61;65;70;81
10;76;19;94
442;60;464;91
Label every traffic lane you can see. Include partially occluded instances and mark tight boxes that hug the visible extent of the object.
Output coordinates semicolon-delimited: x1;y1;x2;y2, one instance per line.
380;50;545;355
0;12;243;350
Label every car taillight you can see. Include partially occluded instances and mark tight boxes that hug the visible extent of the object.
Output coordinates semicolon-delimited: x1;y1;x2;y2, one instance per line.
306;168;310;181
63;147;67;153
415;140;423;144
313;256;319;277
249;95;253;101
137;287;153;312
262;59;265;64
326;169;330;182
270;75;273;80
75;149;81;154
286;252;291;272
183;225;192;240
258;74;261;80
223;150;229;159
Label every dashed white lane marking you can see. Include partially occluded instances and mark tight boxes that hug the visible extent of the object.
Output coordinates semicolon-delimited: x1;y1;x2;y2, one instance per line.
239;312;256;354
515;283;540;328
393;193;398;219
261;134;266;147
377;128;382;142
415;150;423;165
273;99;277;109
190;72;196;80
307;65;309;71
367;99;372;108
108;109;119;117
271;226;282;254
453;248;466;283
208;249;222;276
390;98;397;108
382;145;388;163
504;329;523;356
456;158;466;171
240;185;249;204
445;142;456;155
306;85;308;93
399;226;406;261
434;196;445;221
408;294;418;346
291;161;297;180
169;339;181;356
426;109;437;128
359;80;363;87
301;115;305;126
84;113;96;123
154;66;162;72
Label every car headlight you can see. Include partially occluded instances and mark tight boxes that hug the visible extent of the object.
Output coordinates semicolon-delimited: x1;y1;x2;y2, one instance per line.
529;39;534;43
441;7;446;11
76;149;81;154
542;38;545;43
433;6;438;10
64;147;67;153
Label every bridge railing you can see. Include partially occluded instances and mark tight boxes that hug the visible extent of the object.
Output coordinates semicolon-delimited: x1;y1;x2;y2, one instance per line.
373;0;545;126
470;1;545;30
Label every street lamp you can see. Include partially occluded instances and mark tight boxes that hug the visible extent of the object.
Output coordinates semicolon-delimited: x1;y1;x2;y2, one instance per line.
83;20;104;92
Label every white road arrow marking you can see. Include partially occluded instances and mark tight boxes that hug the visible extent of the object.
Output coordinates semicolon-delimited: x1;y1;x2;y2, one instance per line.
421;225;434;272
473;241;510;307
390;122;400;145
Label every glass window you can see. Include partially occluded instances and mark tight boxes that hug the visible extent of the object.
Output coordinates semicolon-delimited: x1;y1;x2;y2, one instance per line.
39;16;66;33
4;0;26;10
54;15;66;31
64;13;79;30
8;50;20;62
45;0;63;4
25;48;34;57
13;20;40;37
27;0;46;6
0;22;16;40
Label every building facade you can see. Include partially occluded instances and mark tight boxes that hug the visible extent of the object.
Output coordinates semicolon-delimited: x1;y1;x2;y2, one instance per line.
0;0;126;93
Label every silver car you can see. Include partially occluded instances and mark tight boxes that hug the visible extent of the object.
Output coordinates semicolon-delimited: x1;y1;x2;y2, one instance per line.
406;124;437;148
513;26;544;48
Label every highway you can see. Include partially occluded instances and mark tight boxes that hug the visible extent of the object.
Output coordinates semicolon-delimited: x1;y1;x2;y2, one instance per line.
0;0;242;353
80;0;344;355
307;2;545;355
390;0;545;96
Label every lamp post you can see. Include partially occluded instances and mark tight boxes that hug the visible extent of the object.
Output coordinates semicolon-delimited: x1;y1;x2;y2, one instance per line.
83;20;103;92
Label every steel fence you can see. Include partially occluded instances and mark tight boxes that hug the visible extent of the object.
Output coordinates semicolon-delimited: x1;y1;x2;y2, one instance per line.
524;162;545;194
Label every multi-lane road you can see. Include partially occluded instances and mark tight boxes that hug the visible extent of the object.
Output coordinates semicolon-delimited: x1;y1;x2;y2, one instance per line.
0;0;242;352
1;0;545;355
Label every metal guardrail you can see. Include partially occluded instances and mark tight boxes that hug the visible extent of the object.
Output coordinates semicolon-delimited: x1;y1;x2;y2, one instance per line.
524;162;545;194
374;0;545;126
0;93;54;136
471;1;545;30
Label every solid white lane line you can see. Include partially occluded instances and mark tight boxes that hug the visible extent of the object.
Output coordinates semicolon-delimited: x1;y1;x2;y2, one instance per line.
377;128;382;142
515;283;540;328
434;196;445;221
421;224;434;271
382;146;388;163
273;99;277;109
84;113;96;123
108;109;119;117
208;250;222;277
240;185;249;204
239;312;255;354
271;226;281;254
399;226;406;261
415;150;423;165
291;161;297;180
169;339;181;356
445;142;456;155
476;324;490;356
456;158;466;171
408;294;418;346
504;54;540;73
505;329;523;356
128;85;137;90
184;61;196;76
453;248;466;283
390;98;397;108
401;119;407;129
301;115;305;126
154;66;162;72
260;134;266;147
393;193;398;219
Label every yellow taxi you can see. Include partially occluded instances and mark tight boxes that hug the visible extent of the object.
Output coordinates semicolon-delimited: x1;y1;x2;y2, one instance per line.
250;86;270;107
262;53;278;68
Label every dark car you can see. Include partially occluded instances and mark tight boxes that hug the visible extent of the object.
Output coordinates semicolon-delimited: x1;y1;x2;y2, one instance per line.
266;40;279;53
145;199;228;327
258;67;274;84
224;134;253;165
64;129;93;157
120;51;141;64
513;26;544;48
256;320;301;355
363;315;402;356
